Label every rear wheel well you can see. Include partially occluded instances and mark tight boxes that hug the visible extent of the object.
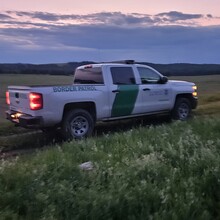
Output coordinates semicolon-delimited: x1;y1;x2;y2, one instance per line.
63;102;96;121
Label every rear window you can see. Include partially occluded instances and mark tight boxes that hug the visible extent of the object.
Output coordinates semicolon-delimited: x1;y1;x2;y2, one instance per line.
74;67;104;84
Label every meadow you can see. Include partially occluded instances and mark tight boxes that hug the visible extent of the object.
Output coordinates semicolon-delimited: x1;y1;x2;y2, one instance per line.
0;73;220;219
0;117;220;219
1;74;220;123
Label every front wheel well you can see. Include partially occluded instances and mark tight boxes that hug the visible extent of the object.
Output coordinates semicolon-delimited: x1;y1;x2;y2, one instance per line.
174;94;194;108
63;102;96;121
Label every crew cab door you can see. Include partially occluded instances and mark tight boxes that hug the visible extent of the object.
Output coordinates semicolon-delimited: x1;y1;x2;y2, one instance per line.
107;66;142;117
136;66;172;112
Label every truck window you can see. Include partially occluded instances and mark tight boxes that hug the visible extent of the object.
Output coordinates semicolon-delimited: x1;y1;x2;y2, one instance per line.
74;67;104;84
111;67;136;85
137;67;160;84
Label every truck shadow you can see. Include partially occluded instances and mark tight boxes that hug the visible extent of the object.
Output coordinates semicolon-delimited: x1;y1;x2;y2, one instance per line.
94;114;172;136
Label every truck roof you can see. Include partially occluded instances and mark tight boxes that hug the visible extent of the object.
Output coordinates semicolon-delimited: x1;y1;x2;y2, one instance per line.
76;60;145;70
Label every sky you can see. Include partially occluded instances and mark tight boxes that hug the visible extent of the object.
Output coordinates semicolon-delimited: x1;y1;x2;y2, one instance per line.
1;0;220;64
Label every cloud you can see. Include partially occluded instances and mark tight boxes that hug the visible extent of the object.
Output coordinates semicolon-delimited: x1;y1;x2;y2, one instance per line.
3;23;219;49
2;10;219;28
157;11;203;21
17;11;61;21
0;13;13;20
0;10;220;64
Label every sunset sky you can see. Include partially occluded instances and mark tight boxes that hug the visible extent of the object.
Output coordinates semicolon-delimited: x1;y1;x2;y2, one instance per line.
1;0;220;64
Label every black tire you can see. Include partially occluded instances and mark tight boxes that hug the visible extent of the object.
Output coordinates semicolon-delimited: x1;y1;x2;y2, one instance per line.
172;98;192;120
61;109;94;140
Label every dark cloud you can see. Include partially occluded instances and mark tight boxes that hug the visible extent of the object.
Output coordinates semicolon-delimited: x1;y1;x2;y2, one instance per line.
84;12;154;25
157;11;203;21
1;10;220;63
7;11;54;20
2;22;220;50
28;12;61;21
1;10;210;27
0;13;13;20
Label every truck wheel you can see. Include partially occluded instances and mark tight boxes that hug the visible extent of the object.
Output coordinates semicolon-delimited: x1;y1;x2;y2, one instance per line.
172;98;191;120
61;109;94;140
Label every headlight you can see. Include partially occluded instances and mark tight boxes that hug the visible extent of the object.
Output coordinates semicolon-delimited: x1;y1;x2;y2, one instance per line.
192;85;198;97
192;85;197;90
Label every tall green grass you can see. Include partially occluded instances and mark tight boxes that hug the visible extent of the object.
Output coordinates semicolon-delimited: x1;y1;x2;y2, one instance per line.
0;116;220;219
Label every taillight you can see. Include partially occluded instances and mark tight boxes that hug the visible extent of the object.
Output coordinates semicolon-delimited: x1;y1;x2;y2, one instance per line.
6;91;10;105
29;93;43;110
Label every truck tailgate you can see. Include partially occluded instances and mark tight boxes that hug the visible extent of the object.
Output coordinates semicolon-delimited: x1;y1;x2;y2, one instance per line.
8;86;31;113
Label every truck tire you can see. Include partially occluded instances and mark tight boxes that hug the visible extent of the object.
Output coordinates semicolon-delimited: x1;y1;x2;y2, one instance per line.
172;98;192;120
61;109;94;140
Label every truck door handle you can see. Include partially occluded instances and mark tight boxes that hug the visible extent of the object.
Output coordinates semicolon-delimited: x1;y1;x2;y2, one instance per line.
143;88;151;91
112;90;120;93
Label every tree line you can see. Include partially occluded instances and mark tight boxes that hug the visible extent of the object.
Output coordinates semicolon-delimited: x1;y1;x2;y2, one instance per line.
0;61;220;76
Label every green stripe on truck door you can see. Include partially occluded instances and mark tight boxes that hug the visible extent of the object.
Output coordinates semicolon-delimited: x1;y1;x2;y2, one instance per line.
111;85;139;117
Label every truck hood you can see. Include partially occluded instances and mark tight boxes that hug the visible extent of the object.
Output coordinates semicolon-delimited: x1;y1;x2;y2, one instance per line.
168;80;195;86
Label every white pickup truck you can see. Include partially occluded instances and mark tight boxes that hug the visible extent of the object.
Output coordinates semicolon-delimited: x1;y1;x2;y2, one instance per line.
6;60;198;139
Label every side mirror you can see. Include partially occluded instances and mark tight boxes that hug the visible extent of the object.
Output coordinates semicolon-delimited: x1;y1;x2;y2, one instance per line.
159;76;168;84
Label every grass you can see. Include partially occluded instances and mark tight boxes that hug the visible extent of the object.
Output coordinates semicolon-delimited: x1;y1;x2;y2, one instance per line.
0;74;220;128
170;75;220;95
170;75;220;115
0;116;220;219
0;73;220;218
0;74;219;151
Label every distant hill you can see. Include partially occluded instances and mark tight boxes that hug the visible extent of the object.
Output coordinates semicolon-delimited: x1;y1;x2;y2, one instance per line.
143;63;220;76
0;61;220;76
0;62;93;75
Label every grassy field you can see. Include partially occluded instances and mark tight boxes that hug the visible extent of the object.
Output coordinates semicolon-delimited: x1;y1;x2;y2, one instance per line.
170;75;220;115
1;74;220;123
0;74;220;219
0;116;220;219
171;75;220;105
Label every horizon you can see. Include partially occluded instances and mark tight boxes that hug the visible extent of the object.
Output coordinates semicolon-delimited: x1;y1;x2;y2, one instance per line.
1;60;220;66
